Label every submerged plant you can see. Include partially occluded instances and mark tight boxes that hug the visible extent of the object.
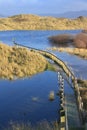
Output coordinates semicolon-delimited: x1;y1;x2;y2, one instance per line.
4;121;59;130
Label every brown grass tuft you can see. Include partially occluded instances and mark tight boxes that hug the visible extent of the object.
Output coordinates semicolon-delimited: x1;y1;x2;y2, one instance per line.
0;43;48;80
78;79;87;110
74;33;87;48
48;34;73;47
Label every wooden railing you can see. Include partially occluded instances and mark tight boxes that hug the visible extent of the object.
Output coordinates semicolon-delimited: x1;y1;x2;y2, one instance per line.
14;42;86;129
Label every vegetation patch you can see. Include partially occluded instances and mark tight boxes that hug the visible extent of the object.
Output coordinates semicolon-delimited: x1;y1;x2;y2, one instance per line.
48;34;74;47
0;43;48;80
74;33;87;48
78;79;87;110
1;14;87;30
47;47;87;59
48;32;87;49
77;79;87;87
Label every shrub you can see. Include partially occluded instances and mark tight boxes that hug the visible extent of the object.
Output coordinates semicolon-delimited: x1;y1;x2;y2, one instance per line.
77;16;85;20
74;33;87;48
82;29;87;33
48;34;73;47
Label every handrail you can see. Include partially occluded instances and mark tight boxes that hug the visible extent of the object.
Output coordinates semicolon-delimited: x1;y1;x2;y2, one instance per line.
13;42;85;128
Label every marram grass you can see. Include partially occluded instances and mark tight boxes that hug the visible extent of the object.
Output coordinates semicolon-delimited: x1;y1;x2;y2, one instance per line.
0;43;49;80
0;14;87;30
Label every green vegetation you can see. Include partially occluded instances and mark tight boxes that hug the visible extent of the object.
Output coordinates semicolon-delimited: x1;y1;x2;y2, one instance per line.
0;43;48;80
47;62;56;71
0;14;87;30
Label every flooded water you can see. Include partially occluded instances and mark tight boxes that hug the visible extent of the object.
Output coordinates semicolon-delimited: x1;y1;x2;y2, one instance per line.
0;30;87;129
0;71;59;129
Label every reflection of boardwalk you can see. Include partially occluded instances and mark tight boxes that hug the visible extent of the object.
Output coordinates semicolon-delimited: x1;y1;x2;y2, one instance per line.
65;94;81;129
58;72;82;129
14;42;85;129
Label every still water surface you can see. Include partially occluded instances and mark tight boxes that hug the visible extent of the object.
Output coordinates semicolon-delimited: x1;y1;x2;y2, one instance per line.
0;30;87;128
0;71;59;128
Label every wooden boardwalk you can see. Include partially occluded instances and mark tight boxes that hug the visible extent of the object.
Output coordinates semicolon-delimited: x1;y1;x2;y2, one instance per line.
14;42;86;130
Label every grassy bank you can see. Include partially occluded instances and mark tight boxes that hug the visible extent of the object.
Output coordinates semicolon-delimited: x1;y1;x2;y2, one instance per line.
0;43;49;80
0;14;87;30
78;79;87;110
48;47;87;59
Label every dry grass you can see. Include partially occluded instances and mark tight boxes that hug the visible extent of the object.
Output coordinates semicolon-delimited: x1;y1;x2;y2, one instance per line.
48;47;87;59
0;14;87;30
74;33;87;48
48;34;73;46
78;79;87;110
77;79;87;87
79;87;87;110
48;32;87;49
0;43;48;80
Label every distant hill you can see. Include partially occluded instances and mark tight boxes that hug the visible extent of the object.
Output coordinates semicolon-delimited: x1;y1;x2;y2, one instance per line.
40;10;87;18
0;14;87;30
57;10;87;18
0;14;7;18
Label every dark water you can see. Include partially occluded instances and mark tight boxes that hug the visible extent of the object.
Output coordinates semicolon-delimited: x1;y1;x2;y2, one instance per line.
0;30;87;128
0;71;59;129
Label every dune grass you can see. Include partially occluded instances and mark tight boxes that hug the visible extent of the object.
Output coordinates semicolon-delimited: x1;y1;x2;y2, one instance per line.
48;47;87;59
0;43;49;80
1;14;87;30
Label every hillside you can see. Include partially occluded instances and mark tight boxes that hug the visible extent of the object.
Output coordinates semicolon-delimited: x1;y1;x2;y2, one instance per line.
0;14;87;30
0;43;48;80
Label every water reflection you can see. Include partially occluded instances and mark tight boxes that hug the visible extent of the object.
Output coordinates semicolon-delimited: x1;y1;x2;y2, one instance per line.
0;71;60;128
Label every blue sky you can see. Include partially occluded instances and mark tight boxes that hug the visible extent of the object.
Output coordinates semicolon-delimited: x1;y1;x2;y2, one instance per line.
0;0;87;16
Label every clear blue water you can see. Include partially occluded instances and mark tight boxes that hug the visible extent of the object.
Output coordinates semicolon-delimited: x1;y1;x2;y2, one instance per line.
0;71;60;129
0;30;87;128
0;30;81;49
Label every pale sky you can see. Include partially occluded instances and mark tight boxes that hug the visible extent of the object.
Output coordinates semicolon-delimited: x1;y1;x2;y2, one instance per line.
0;0;87;16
